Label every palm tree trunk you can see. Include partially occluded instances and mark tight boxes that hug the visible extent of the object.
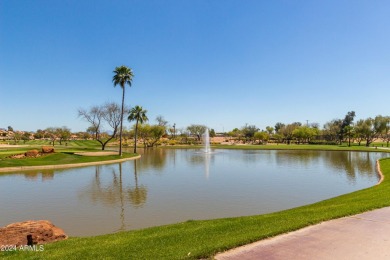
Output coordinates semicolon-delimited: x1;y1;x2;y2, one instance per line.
134;119;139;153
119;86;125;156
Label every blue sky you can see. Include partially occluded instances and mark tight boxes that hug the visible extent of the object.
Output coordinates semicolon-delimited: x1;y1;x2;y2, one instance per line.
1;0;389;133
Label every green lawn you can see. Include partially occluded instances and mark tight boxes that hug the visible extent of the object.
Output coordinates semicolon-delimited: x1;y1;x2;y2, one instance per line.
0;139;114;148
2;154;390;259
0;145;136;170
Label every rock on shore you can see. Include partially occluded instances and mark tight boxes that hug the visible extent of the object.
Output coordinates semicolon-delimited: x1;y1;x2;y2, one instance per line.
0;220;67;246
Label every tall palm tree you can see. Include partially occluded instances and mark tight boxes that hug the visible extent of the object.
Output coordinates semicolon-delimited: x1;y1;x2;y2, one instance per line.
113;65;134;156
128;105;148;153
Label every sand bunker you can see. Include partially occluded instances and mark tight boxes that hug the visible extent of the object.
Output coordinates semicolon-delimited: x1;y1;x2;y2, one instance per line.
74;151;118;156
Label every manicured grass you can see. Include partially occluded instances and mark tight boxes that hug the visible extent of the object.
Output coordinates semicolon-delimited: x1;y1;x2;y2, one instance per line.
1;139;106;148
2;157;390;259
0;147;136;169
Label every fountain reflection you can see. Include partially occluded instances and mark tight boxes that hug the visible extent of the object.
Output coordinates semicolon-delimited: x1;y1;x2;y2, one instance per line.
204;153;210;179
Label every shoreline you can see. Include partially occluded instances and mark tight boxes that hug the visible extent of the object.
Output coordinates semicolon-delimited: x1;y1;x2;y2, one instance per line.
0;155;141;173
376;159;385;185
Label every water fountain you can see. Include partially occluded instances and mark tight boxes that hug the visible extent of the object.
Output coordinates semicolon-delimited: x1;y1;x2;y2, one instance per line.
203;128;211;153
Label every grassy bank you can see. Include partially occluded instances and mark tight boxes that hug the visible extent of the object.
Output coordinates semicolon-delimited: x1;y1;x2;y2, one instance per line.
2;156;390;259
0;140;107;148
0;147;137;170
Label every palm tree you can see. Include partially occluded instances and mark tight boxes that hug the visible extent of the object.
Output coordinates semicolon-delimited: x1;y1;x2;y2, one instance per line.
128;105;148;153
112;65;134;156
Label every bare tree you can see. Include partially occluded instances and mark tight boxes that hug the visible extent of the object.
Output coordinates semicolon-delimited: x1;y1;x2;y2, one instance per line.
78;102;126;150
156;115;168;127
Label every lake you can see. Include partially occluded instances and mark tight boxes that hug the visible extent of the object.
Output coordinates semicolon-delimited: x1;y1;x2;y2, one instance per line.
0;149;387;237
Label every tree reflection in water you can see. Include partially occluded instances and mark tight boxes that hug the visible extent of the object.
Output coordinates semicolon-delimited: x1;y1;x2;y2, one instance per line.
271;150;378;184
128;160;147;208
79;161;147;232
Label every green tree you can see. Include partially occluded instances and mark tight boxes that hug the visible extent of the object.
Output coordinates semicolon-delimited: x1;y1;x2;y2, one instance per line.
76;131;91;140
13;131;22;144
344;125;354;147
21;132;31;144
128;105;148;153
340;111;356;145
323;119;342;143
254;131;269;144
382;116;390;147
273;133;284;144
148;125;166;147
209;129;216;138
292;126;318;144
280;123;300;144
45;127;58;146
227;128;243;142
187;124;207;142
274;122;285;134
241;124;258;143
265;126;274;135
136;124;151;148
56;126;71;145
133;124;165;148
354;120;366;146
33;129;45;139
113;65;134;156
354;116;387;147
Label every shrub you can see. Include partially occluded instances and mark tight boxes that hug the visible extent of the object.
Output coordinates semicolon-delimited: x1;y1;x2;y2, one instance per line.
168;140;177;146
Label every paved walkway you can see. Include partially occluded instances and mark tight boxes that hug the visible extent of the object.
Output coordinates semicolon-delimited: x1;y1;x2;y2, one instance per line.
215;207;390;260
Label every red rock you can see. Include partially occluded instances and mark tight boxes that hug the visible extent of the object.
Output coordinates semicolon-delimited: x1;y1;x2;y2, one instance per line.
25;150;39;157
0;220;67;246
42;146;55;153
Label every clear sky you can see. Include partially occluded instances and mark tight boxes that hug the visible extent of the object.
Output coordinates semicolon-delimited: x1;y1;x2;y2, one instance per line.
1;0;389;133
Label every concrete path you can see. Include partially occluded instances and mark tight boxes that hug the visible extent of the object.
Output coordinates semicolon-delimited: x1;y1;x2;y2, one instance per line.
215;207;390;260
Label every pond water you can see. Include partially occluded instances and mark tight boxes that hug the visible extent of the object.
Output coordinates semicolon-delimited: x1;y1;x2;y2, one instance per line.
0;149;388;237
